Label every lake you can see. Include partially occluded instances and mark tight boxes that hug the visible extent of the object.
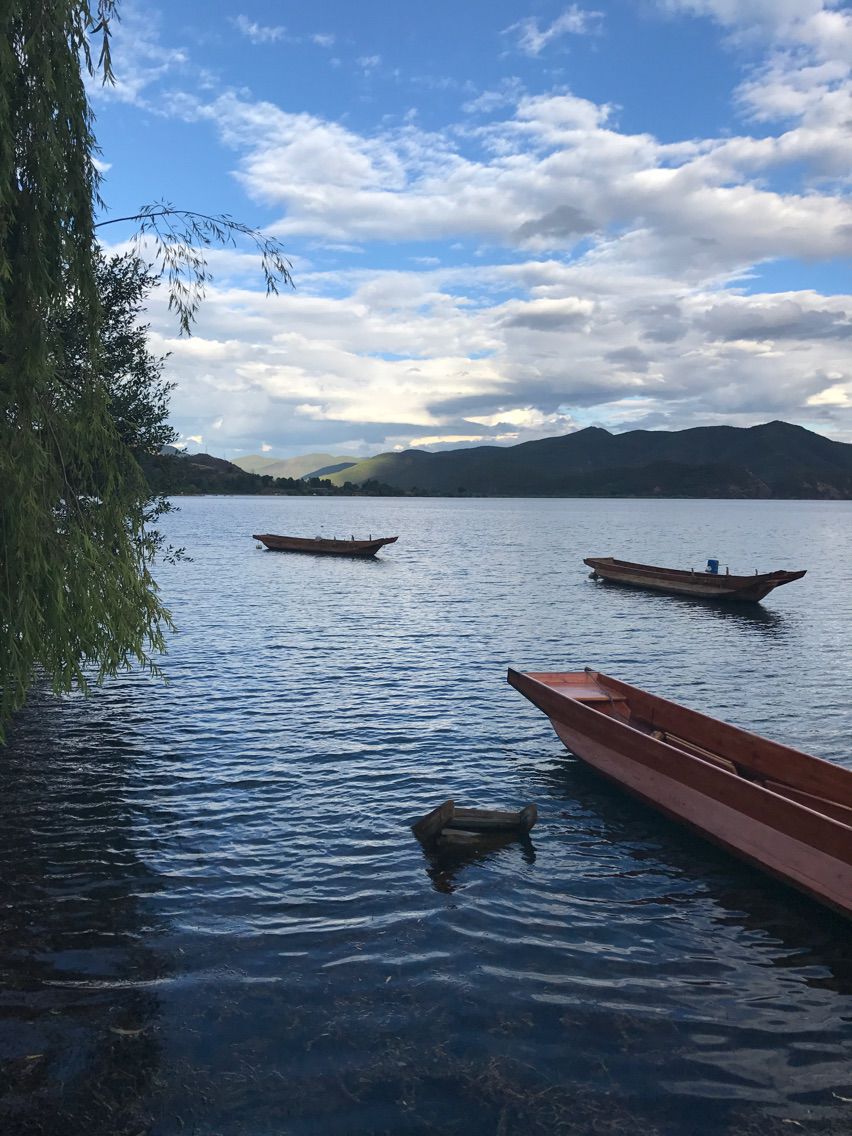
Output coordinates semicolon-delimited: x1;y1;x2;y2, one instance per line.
2;496;851;1136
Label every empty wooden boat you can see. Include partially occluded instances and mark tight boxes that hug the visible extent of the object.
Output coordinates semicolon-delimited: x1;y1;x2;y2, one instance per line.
412;799;537;847
507;667;852;919
584;557;806;602
253;533;398;558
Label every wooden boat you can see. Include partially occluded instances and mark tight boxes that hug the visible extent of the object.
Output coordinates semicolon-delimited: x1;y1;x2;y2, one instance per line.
253;533;398;558
412;799;537;847
584;557;805;602
507;667;852;919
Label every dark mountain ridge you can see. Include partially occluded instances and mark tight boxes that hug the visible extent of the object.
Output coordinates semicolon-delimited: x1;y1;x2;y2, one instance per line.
327;421;852;498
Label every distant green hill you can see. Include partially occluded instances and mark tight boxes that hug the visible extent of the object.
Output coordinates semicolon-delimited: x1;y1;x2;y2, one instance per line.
139;452;400;496
233;452;356;479
328;421;852;499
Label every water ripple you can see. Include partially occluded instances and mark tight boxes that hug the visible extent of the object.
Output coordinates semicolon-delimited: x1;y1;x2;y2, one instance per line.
1;497;850;1135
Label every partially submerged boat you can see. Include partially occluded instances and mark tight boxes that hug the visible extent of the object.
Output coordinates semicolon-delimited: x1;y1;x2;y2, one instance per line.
253;533;398;558
412;799;537;848
584;557;806;603
508;667;852;919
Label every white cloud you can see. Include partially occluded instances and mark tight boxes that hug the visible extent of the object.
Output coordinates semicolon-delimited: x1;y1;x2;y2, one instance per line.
807;382;852;407
660;1;852;153
505;6;605;57
232;15;287;44
137;251;852;455
463;77;526;116
183;88;851;284
657;1;842;43
87;6;188;107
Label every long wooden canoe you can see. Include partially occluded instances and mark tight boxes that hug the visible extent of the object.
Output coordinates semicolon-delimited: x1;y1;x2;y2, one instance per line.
508;667;852;919
584;557;806;602
253;533;398;558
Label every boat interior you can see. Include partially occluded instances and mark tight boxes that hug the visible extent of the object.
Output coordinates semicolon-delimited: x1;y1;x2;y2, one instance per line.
523;670;852;829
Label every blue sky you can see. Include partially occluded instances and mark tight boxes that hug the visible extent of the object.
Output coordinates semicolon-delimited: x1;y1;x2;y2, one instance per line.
91;1;852;456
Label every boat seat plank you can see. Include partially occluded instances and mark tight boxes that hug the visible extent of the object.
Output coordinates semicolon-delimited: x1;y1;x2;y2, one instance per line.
650;729;739;775
550;684;627;703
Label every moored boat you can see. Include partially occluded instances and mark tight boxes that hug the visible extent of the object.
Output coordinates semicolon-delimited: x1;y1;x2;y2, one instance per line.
253;533;398;558
508;667;852;918
585;556;806;602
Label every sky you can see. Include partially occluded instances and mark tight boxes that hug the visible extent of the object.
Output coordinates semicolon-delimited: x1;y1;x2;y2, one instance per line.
91;0;852;457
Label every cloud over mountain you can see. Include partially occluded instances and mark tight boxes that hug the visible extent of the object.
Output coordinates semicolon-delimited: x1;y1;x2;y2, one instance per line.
93;1;852;456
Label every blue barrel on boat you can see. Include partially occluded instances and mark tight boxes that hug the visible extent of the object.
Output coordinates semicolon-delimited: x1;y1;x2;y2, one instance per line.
706;558;719;574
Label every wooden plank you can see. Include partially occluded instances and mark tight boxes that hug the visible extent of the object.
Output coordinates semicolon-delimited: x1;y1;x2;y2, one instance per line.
764;781;852;827
447;804;539;832
437;828;519;848
651;730;739;775
412;799;454;842
518;804;538;831
451;808;520;830
437;828;483;845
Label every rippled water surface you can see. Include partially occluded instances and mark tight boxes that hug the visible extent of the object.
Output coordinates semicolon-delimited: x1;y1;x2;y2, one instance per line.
2;496;851;1136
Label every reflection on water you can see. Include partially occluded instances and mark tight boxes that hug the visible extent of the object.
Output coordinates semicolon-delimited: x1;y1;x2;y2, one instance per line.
534;755;852;994
1;496;850;1135
589;575;789;631
0;691;167;1135
419;833;537;894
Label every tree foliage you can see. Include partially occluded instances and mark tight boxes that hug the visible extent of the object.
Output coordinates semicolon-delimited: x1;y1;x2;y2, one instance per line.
54;251;177;456
0;3;298;738
97;203;295;335
0;2;171;735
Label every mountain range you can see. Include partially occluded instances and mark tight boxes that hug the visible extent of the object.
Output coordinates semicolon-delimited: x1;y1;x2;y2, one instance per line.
322;421;852;499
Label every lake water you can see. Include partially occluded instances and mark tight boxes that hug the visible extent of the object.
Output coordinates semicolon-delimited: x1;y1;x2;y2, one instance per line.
2;496;851;1136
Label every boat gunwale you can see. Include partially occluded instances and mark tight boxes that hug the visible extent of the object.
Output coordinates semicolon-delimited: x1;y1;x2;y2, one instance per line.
508;668;852;851
590;668;851;804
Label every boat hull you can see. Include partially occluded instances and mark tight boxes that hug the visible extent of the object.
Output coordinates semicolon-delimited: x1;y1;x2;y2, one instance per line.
508;668;852;919
253;533;398;558
584;557;806;602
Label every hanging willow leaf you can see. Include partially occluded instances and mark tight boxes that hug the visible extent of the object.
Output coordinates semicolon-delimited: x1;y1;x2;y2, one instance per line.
97;202;295;334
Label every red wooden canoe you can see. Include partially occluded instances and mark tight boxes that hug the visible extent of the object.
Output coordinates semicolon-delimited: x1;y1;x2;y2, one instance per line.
585;557;806;602
253;533;398;558
508;667;852;919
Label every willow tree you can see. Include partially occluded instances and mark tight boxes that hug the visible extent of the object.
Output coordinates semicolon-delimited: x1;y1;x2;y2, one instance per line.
1;3;294;737
0;1;171;736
